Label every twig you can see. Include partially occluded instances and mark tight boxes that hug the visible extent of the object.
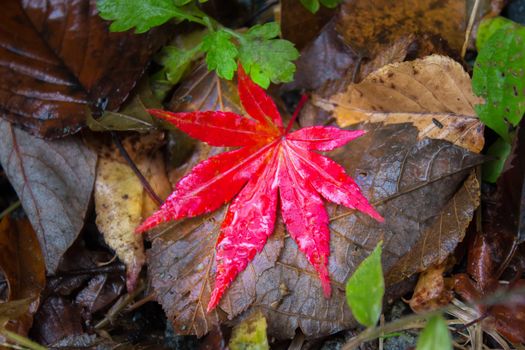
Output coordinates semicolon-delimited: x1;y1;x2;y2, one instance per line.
0;200;21;220
95;280;146;330
461;0;482;58
111;132;162;206
0;330;47;350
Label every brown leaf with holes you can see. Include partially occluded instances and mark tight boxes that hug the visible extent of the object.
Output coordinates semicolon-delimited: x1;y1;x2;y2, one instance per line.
336;0;466;58
0;217;45;336
319;55;485;153
0;120;97;272
0;0;169;138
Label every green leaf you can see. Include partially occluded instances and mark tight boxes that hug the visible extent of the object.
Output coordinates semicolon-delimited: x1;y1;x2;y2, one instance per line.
472;21;525;142
201;30;239;80
300;0;320;13
476;17;516;51
345;241;384;327
482;137;512;183
239;25;299;88
229;311;269;350
416;315;452;350
97;0;189;33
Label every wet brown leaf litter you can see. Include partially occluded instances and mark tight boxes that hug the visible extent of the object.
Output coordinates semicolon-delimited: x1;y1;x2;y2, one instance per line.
0;0;524;348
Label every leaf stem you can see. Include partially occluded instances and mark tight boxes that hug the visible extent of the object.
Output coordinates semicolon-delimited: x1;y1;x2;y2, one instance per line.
0;200;21;220
0;330;47;350
111;132;163;206
285;94;309;134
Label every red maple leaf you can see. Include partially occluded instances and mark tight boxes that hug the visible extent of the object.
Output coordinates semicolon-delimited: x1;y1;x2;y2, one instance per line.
137;65;384;311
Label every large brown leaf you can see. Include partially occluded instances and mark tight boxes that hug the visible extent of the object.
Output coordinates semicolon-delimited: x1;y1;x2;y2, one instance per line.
0;120;97;272
0;0;169;138
147;122;482;339
336;0;466;58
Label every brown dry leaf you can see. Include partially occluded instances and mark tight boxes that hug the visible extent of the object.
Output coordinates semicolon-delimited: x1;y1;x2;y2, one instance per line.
336;0;466;58
0;0;169;138
148;121;483;339
95;134;171;291
0;217;45;336
408;264;454;313
0;120;97;272
319;55;484;153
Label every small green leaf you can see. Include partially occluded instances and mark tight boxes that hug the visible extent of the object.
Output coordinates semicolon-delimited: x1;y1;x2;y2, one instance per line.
300;0;320;13
201;30;239;80
416;315;452;350
345;241;384;327
245;23;281;40
476;17;516;51
472;20;525;142
482;137;512;183
97;0;184;33
229;311;269;350
239;33;299;88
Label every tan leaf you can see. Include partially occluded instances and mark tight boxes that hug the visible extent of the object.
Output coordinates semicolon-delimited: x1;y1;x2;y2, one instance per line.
95;134;172;291
336;0;466;57
320;55;485;153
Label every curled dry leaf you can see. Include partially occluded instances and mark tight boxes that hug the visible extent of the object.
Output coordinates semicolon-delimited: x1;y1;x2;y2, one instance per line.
95;134;171;291
319;55;485;153
408;263;453;313
0;217;45;336
0;0;169;138
336;0;466;58
0;120;97;272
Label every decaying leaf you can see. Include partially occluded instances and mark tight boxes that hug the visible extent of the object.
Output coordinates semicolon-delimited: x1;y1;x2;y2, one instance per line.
0;217;45;336
148;121;483;338
229;311;269;350
320;55;485;153
0;0;169;138
95;134;171;291
336;0;466;58
0;120;97;272
408;264;453;313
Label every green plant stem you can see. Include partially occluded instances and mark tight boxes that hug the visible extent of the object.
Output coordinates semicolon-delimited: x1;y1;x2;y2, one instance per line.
342;286;525;350
0;201;21;220
0;330;47;350
221;27;243;40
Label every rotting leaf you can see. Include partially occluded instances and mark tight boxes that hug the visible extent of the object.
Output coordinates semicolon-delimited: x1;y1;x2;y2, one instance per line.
148;121;483;338
95;134;171;291
0;120;97;272
319;55;485;153
336;0;466;58
229;311;269;350
0;0;169;138
345;242;384;327
408;264;453;313
0;217;45;336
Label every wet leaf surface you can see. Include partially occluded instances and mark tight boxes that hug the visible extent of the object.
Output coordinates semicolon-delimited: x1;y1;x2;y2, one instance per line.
0;120;97;272
0;0;170;138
